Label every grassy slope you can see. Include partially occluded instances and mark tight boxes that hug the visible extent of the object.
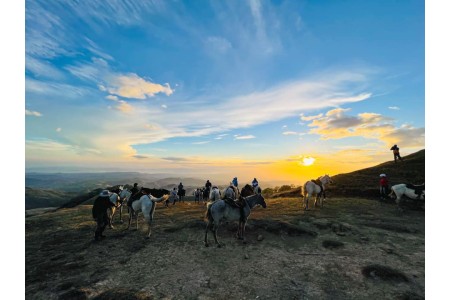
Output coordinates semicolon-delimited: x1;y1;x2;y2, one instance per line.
273;149;425;199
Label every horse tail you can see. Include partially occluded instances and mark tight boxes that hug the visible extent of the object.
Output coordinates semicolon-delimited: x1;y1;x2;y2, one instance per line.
205;202;213;222
388;186;395;199
302;182;308;197
149;200;156;223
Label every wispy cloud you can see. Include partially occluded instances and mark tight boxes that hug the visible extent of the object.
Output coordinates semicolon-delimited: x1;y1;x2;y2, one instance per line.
66;58;173;100
26;139;102;156
205;36;232;54
162;157;190;162
235;135;256;140
25;109;42;117
25;55;65;79
282;131;298;136
192;141;210;145
26;70;374;160
304;108;424;148
107;74;173;99
113;101;134;113
132;155;149;159
300;113;323;121
388;106;400;110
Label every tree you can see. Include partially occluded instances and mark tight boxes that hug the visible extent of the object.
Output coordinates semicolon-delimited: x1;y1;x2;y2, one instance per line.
278;185;292;192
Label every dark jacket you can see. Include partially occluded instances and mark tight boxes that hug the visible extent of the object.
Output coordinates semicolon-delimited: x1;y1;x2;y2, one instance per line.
92;196;114;219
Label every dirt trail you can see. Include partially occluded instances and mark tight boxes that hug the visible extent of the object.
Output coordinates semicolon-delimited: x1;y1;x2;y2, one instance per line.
25;197;424;299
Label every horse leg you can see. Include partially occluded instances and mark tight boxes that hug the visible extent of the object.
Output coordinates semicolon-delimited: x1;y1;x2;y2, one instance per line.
204;220;212;247
396;196;404;212
127;208;132;230
236;220;243;239
136;213;139;230
212;222;222;248
304;195;309;210
146;220;152;238
242;220;247;244
108;208;115;229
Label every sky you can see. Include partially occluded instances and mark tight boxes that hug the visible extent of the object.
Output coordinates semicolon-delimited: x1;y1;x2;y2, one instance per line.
24;0;425;185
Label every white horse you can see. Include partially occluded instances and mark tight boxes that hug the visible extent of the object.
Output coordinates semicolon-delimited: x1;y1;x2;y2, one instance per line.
209;187;221;202
106;191;122;228
127;193;169;238
204;193;267;247
389;183;425;211
302;174;333;210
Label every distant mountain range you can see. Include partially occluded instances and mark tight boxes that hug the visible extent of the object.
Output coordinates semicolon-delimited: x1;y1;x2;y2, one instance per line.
25;149;425;209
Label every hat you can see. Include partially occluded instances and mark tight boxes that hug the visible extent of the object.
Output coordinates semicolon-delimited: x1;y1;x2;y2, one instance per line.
133;183;138;187
100;190;110;196
379;174;386;177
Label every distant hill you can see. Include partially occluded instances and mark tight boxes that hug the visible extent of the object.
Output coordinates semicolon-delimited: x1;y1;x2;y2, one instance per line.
328;149;425;198
25;187;76;210
272;149;425;199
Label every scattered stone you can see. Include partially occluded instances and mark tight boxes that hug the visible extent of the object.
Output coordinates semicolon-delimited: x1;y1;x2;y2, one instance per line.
360;236;369;241
361;264;409;282
322;240;344;249
244;253;249;259
257;234;264;241
312;219;331;229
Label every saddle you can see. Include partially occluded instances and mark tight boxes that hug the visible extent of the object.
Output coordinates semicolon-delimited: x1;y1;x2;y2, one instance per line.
224;196;245;208
406;184;425;196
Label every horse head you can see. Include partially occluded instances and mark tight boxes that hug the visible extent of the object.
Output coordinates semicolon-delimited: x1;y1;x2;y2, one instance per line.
256;194;267;208
321;174;333;185
240;184;254;197
246;193;266;208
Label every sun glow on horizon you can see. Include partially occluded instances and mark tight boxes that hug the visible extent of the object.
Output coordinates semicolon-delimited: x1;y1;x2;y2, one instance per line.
301;156;316;166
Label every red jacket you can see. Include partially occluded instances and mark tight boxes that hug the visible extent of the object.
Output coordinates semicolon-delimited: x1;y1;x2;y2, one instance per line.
380;177;388;187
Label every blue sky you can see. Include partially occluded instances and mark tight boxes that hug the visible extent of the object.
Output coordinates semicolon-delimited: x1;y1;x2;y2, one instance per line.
25;0;425;184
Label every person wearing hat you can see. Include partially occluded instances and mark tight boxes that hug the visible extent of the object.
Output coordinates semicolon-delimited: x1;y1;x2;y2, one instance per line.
252;177;260;194
92;190;115;241
379;174;389;200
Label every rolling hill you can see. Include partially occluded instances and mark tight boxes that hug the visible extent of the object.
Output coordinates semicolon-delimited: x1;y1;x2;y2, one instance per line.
272;149;425;199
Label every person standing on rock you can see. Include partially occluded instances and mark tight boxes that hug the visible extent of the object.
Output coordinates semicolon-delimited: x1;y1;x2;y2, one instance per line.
390;145;403;163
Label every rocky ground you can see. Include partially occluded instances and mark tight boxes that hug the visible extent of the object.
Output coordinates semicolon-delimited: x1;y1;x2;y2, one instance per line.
25;197;424;299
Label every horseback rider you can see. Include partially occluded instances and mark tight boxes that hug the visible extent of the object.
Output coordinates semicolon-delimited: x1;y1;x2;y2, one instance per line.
92;190;115;241
390;144;403;163
127;183;140;207
232;177;239;197
252;178;259;194
379;174;389;200
205;180;212;190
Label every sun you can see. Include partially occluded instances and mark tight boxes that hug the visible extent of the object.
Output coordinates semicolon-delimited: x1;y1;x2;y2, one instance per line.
301;156;316;166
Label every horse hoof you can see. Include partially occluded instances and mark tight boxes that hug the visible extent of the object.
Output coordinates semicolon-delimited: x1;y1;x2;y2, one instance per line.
145;236;150;240
217;244;222;248
205;243;209;247
243;240;247;244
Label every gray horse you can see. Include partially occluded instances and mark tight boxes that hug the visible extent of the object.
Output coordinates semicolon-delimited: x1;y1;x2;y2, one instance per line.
204;193;267;247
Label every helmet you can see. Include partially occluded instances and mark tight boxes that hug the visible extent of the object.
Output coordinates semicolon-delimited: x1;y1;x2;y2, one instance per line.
379;174;386;177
